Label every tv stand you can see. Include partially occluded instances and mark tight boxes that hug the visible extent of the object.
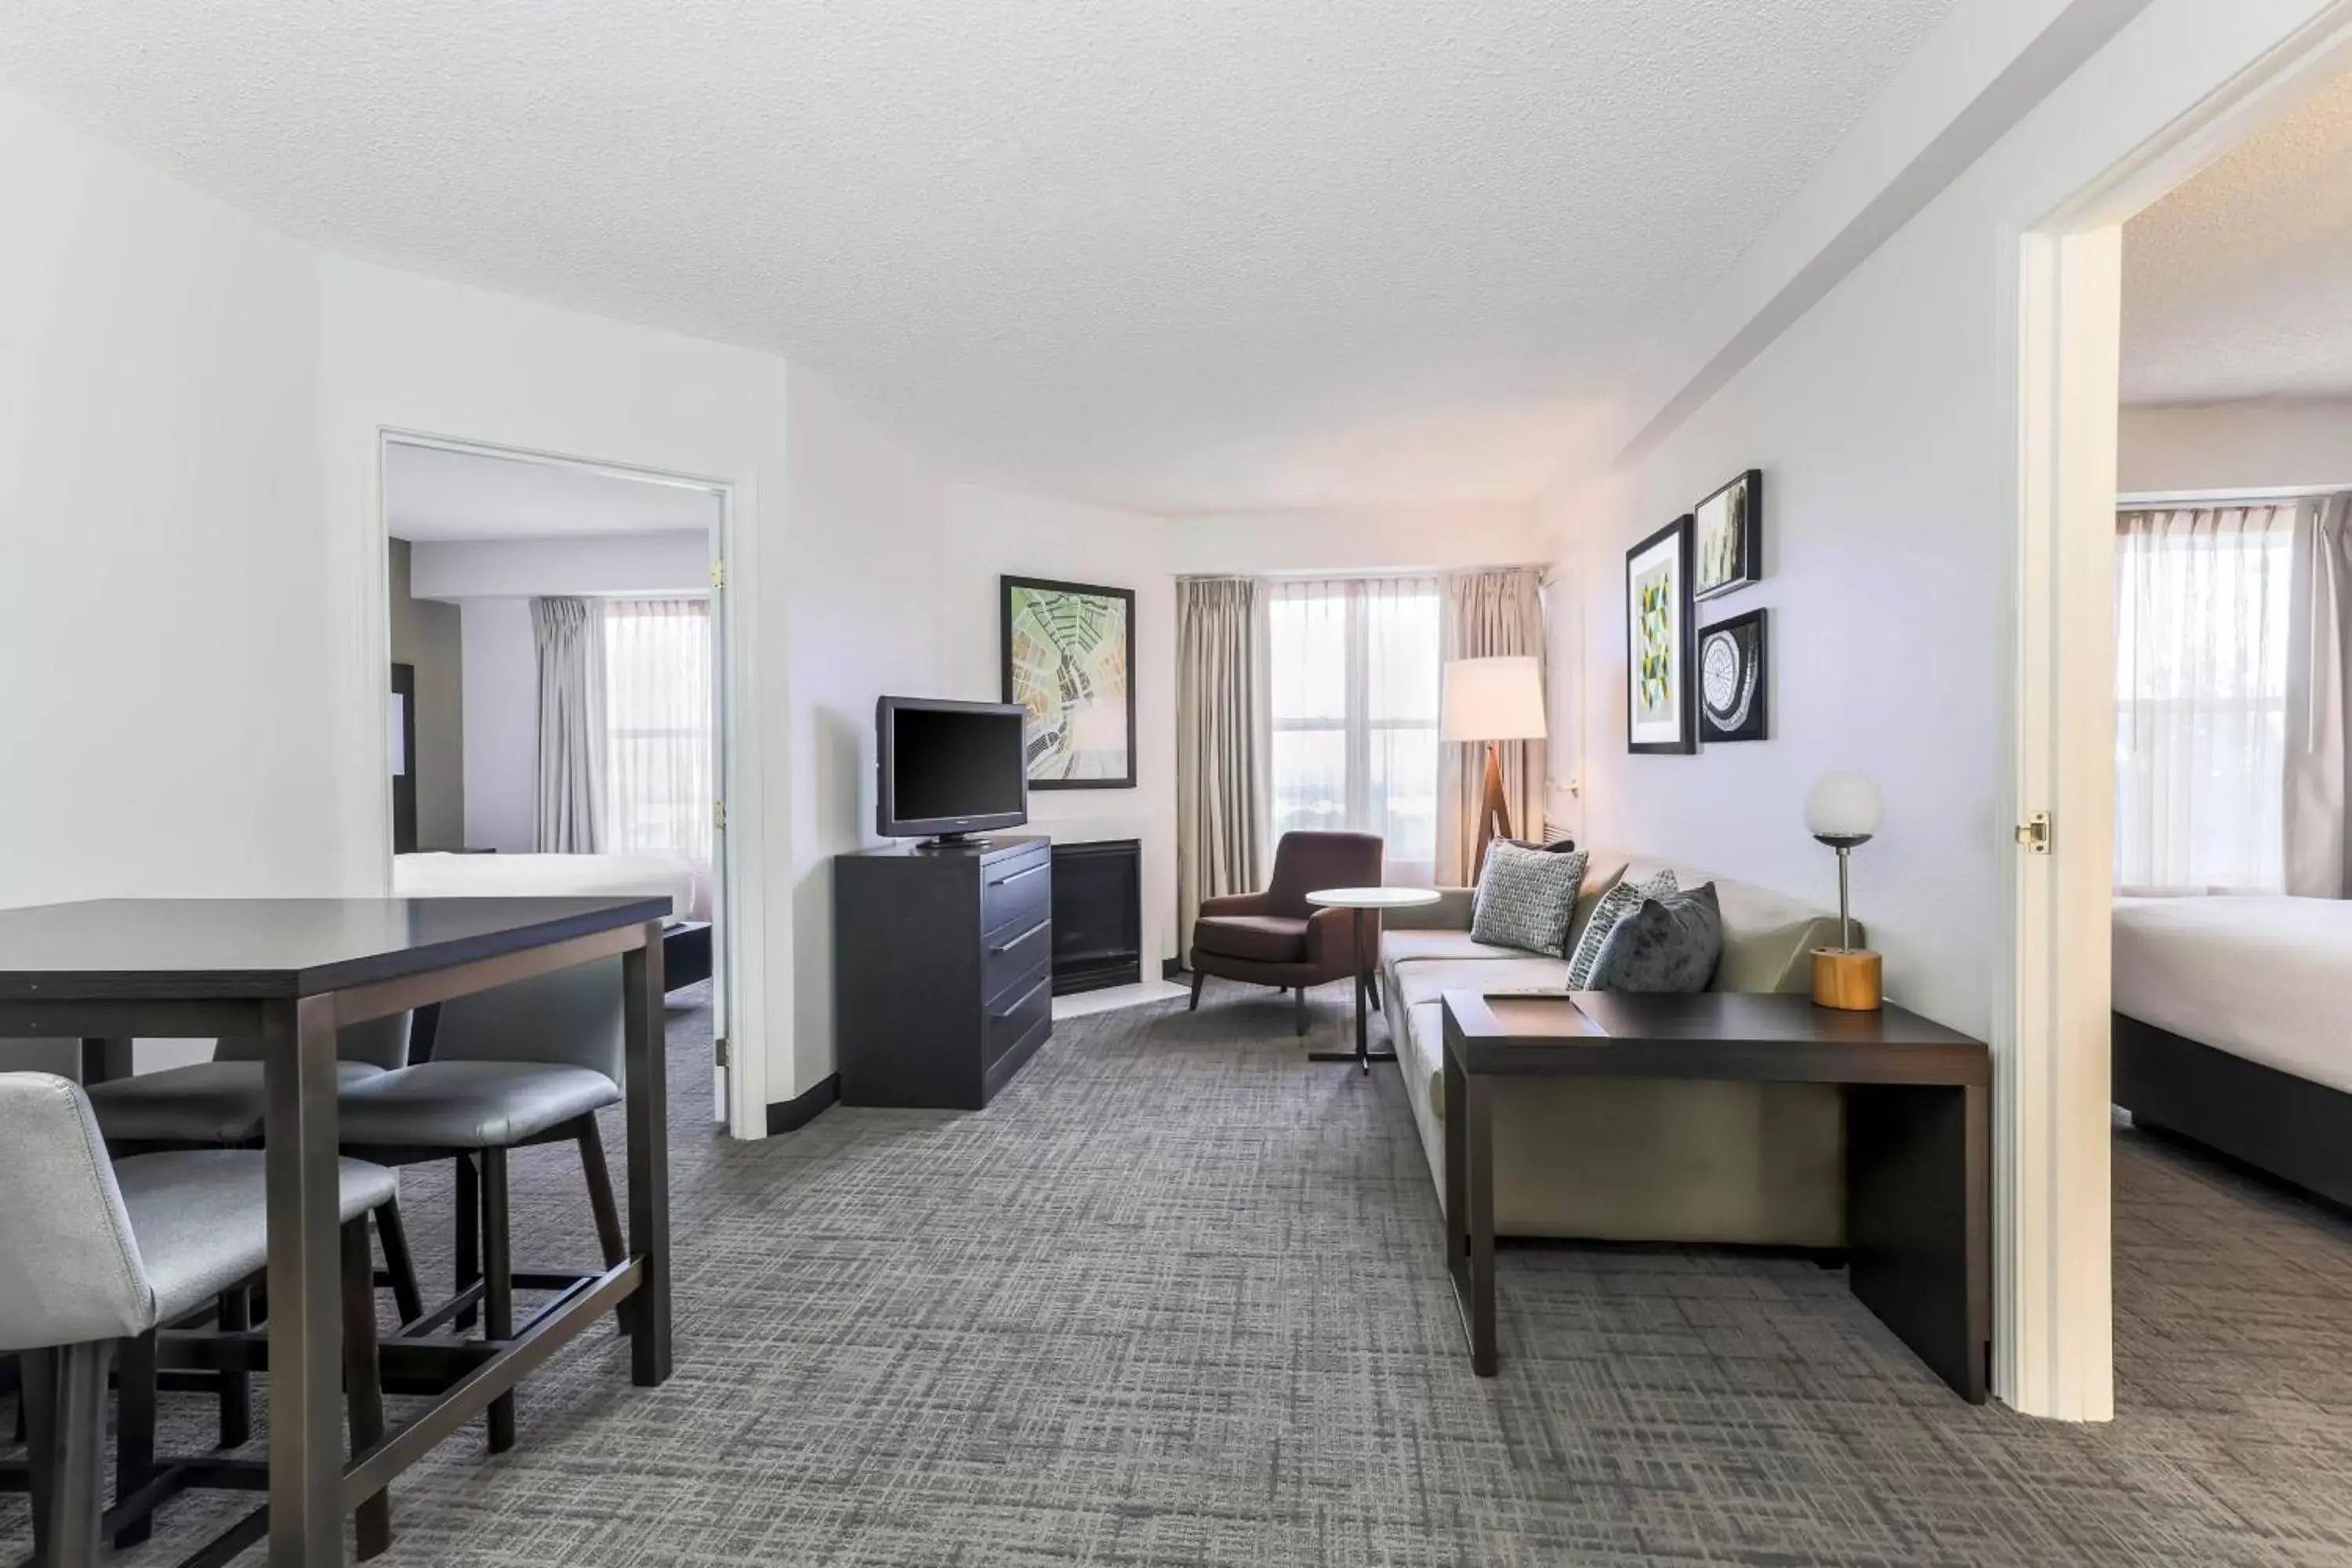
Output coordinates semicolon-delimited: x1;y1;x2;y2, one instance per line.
834;834;1052;1109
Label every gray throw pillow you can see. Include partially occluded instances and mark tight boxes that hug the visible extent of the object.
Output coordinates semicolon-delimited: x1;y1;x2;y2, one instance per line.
1587;882;1723;993
1563;867;1677;988
1469;843;1589;956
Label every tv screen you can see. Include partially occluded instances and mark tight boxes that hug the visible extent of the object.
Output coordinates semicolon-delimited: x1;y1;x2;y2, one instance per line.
878;698;1029;839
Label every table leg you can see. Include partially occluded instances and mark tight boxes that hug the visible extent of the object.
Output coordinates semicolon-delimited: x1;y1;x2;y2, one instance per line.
623;923;672;1386
1844;1081;1990;1403
1310;906;1399;1068
263;993;346;1566
78;1036;130;1086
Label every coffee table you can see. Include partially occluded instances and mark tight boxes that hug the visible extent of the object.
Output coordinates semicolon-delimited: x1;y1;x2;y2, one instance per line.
1441;989;1991;1400
1304;886;1441;1073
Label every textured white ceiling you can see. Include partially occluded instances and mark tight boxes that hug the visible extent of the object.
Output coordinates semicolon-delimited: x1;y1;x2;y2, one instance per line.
386;442;720;542
2;0;1954;511
2124;69;2352;406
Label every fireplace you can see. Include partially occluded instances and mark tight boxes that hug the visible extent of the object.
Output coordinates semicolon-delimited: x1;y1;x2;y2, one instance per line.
1050;839;1142;995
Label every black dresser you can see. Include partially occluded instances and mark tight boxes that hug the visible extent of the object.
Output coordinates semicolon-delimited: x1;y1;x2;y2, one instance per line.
833;834;1053;1109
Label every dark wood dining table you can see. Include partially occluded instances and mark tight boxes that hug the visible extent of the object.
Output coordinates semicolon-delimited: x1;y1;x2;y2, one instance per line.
0;896;674;1566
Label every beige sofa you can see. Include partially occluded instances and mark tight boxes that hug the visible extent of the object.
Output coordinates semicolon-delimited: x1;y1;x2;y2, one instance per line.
1380;849;1854;1246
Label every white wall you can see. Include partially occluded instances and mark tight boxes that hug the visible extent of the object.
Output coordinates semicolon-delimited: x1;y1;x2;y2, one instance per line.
2118;397;2352;493
1165;501;1541;577
459;599;539;852
1546;0;2343;1044
0;85;343;911
777;365;954;1097
411;529;713;600
313;256;798;1120
941;486;1179;967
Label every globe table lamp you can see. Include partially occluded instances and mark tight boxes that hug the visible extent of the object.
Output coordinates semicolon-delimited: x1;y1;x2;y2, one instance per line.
1441;656;1548;884
1806;770;1882;1011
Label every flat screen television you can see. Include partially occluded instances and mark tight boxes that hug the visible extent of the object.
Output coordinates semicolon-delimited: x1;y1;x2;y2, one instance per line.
875;696;1030;842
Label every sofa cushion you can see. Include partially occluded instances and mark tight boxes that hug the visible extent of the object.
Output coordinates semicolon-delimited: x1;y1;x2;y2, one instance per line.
1383;929;1535;967
1564;867;1677;988
1588;882;1722;993
1392;955;1570;1014
1192;913;1309;964
1469;844;1588;956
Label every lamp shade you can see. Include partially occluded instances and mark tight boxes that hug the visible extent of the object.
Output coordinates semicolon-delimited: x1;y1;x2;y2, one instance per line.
1441;656;1548;743
1805;771;1882;840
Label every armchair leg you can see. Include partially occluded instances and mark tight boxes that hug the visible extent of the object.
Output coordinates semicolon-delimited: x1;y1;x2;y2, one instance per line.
31;1340;109;1566
1370;969;1383;1014
1294;985;1308;1037
1188;968;1205;1012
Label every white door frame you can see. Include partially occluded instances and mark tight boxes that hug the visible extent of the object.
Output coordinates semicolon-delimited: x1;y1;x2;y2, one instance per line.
2008;3;2352;1419
367;428;768;1140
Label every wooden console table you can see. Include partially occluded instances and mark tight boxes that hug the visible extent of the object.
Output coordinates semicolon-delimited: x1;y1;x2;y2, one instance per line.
1441;989;1990;1401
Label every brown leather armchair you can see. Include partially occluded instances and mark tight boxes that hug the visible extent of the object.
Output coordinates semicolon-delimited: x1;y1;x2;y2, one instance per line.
1186;831;1385;1035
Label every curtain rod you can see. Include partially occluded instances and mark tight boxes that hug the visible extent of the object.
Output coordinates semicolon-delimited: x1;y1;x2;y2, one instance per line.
1174;562;1549;583
2119;485;2352;507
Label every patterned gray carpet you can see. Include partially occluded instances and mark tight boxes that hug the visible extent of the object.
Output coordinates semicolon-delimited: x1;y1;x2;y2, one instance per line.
9;985;2352;1565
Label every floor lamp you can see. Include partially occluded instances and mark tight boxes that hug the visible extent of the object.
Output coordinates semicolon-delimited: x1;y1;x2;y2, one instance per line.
1441;655;1549;885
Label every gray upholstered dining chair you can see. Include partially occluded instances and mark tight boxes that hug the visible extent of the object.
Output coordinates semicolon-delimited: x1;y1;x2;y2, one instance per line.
336;958;631;1454
0;1071;400;1564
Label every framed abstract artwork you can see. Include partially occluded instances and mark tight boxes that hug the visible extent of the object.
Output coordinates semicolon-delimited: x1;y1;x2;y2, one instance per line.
1625;516;1696;755
1001;575;1138;789
1698;607;1769;743
1692;468;1762;602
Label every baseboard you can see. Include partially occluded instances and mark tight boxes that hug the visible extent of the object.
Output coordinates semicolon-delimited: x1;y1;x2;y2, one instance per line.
1163;956;1185;980
765;1073;840;1137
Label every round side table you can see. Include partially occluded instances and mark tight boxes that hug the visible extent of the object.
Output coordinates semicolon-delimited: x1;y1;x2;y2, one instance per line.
1304;886;1443;1073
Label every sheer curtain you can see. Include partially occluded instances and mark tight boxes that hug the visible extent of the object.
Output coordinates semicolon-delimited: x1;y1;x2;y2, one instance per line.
603;598;714;917
2114;505;2294;894
1265;576;1442;887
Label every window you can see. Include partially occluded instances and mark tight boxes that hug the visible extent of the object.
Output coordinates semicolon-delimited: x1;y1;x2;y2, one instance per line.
2114;505;2292;894
603;598;714;914
1266;577;1443;886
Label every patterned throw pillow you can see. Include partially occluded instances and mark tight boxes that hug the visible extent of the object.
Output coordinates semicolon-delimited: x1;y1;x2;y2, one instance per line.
1563;867;1679;988
1469;843;1590;956
1587;882;1722;993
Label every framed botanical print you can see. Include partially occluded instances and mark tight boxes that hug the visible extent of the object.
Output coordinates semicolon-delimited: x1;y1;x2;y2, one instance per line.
1626;516;1696;755
1692;468;1762;601
1698;607;1768;743
1001;575;1138;789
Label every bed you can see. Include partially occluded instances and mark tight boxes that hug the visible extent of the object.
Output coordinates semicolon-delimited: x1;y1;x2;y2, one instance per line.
394;852;712;996
2113;895;2352;1207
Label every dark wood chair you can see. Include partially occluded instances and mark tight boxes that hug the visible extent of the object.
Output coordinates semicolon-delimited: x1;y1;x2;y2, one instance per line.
1186;831;1385;1035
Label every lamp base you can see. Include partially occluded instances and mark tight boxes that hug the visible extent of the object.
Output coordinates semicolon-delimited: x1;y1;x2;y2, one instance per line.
1811;947;1882;1011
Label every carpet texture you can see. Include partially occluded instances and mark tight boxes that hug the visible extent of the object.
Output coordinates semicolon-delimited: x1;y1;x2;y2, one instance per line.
8;985;2352;1565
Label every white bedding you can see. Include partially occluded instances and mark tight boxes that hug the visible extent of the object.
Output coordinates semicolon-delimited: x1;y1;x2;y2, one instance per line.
394;852;698;924
2112;895;2352;1094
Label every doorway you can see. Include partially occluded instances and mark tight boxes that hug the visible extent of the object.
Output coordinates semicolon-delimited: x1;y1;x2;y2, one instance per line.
374;434;739;1125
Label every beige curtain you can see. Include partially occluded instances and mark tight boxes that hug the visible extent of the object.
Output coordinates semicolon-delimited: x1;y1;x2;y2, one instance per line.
1439;567;1545;885
1177;578;1264;954
2285;495;2352;896
532;596;606;853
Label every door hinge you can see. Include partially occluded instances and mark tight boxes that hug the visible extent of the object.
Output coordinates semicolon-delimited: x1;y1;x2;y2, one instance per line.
715;1036;730;1069
2016;811;2052;855
710;558;726;590
713;799;727;830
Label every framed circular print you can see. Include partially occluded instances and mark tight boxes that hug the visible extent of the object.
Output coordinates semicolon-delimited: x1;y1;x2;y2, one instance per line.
1697;607;1767;743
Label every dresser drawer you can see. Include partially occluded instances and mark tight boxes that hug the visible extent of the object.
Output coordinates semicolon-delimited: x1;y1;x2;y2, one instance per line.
983;912;1053;1003
985;968;1053;1067
980;847;1051;940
